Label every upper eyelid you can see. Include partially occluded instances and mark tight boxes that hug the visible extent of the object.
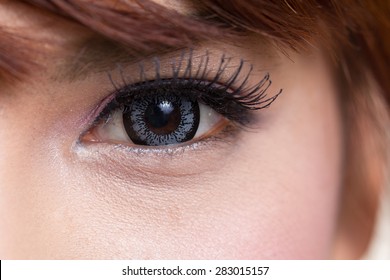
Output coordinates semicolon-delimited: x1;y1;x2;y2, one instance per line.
108;51;281;108
109;51;251;92
92;60;281;128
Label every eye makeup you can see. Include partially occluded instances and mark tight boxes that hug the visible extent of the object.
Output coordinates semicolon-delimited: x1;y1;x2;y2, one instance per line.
80;51;282;148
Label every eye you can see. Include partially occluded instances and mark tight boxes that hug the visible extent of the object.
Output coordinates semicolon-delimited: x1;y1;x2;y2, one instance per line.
83;84;227;146
81;54;282;148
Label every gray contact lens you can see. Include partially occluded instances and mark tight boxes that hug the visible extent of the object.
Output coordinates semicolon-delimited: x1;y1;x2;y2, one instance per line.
123;94;200;146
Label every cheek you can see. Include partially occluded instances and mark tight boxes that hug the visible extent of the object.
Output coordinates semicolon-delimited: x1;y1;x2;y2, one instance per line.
235;60;343;259
193;57;344;259
201;75;342;259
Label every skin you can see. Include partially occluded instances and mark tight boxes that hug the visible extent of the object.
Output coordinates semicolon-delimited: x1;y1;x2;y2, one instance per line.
0;1;351;259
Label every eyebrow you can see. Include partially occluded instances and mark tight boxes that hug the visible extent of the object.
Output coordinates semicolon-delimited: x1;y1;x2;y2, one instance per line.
1;0;231;83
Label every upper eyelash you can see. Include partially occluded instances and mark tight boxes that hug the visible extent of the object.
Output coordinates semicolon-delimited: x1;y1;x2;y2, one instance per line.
96;51;282;126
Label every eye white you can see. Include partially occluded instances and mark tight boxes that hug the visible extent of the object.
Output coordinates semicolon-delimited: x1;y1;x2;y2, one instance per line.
94;109;131;143
194;103;222;138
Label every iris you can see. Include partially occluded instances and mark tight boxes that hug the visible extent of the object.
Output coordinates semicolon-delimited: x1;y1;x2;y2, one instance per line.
123;94;200;146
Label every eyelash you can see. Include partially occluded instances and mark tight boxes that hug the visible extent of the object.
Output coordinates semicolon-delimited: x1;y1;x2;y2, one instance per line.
92;52;281;131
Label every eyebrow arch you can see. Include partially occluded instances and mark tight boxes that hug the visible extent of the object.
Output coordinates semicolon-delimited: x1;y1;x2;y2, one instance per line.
10;0;233;82
27;0;226;49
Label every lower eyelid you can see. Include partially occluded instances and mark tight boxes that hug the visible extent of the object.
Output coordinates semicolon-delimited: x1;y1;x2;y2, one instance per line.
76;121;241;162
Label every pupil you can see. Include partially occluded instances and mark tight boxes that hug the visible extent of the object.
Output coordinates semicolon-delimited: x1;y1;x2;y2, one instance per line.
144;100;181;135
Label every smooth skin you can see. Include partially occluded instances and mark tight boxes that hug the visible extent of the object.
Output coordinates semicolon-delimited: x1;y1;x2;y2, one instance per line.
0;1;353;259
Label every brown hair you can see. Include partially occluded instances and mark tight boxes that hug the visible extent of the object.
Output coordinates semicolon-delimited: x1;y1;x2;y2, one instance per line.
2;0;389;258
